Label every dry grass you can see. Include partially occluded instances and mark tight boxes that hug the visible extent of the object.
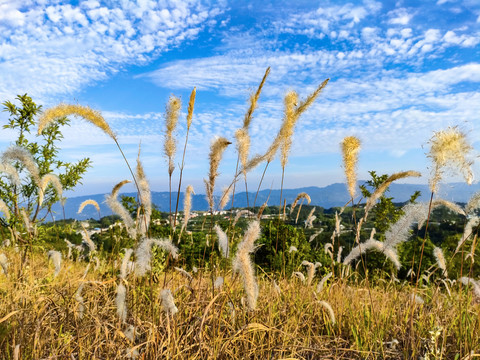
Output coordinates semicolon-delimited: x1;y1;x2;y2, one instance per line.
1;249;479;359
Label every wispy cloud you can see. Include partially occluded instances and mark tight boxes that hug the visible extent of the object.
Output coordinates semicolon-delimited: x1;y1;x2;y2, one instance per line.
0;0;224;103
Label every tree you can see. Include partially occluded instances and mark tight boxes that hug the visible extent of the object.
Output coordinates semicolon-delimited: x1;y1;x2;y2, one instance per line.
360;170;420;240
1;94;91;240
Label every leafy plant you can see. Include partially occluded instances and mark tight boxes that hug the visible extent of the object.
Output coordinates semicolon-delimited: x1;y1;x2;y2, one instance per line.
1;94;91;235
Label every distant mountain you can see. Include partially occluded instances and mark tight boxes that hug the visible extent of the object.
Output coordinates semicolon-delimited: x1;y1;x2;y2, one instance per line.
48;182;480;221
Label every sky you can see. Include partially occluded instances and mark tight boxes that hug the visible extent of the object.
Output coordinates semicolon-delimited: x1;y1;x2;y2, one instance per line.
0;0;479;197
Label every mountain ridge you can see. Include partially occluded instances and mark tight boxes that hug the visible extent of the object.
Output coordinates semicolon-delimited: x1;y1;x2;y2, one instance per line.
50;182;480;221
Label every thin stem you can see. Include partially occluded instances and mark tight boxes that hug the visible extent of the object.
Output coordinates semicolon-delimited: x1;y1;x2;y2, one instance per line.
173;129;190;228
253;162;270;211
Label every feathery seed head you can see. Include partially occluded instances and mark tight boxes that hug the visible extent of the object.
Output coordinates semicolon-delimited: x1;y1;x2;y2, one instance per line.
38;103;116;140
116;282;128;323
187;87;196;129
161;289;178;315
214;224;229;258
341;136;361;199
428;126;474;193
233;221;261;310
0;253;8;275
205;137;231;211
48;250;62;277
2;146;41;185
38;173;63;207
433;247;448;278
78;199;100;214
164;96;181;175
181;185;195;234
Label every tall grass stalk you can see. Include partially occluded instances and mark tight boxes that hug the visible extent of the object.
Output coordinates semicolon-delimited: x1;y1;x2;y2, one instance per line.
37;104;142;201
163;96;181;231
174;88;196;229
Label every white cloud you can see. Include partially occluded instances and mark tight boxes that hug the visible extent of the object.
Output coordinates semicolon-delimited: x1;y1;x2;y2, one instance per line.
0;1;224;103
387;8;414;25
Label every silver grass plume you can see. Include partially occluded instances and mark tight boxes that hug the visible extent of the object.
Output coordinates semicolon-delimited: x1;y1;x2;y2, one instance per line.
273;280;281;295
78;199;100;214
124;325;139;359
164;96;181;176
232;220;261;311
233;209;251;227
384;203;430;249
2;146;41;186
317;272;333;293
80;224;96;254
160;289;178;315
204;137;231;212
290;192;311;214
136;148;151;237
64;239;74;259
411;294;424;305
120;249;134;280
293;271;306;284
38;173;63;206
337;246;344;263
0;253;8;275
433;247;448;278
174;267;193;281
305;207;316;229
343;238;401;270
214;276;224;289
0;161;20;187
301;260;319;286
240;79;329;173
20;208;32;233
47;250;62;277
116;281;128;323
181;185;195;235
219;185;232;210
0;199;10;221
134;238;178;277
459;277;480;299
324;243;333;258
235;67;270;174
455;216;480;254
364;171;422;217
38;103;116;140
341;136;361;199
456;216;479;253
428;126;474;193
465;191;480;215
214;224;229;258
432;199;466;217
75;282;86;319
309;229;323;243
318;300;336;325
105;180;137;239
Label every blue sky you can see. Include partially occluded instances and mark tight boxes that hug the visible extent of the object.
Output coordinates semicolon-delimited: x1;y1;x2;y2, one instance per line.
0;0;479;197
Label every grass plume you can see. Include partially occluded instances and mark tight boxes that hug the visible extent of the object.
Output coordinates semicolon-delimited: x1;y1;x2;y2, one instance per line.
38;104;116;140
78;199;100;214
341;136;361;199
204;137;231;212
233;220;261;310
428;126;474;193
105;180;136;239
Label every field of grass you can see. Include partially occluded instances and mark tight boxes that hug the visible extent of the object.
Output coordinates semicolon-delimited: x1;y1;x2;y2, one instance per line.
1;247;479;359
1;73;480;360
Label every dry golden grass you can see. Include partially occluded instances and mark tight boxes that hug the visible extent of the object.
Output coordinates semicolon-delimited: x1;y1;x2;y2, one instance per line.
1;249;479;359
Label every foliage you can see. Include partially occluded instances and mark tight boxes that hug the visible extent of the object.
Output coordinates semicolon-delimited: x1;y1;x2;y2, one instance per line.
1;94;91;227
360;170;420;239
